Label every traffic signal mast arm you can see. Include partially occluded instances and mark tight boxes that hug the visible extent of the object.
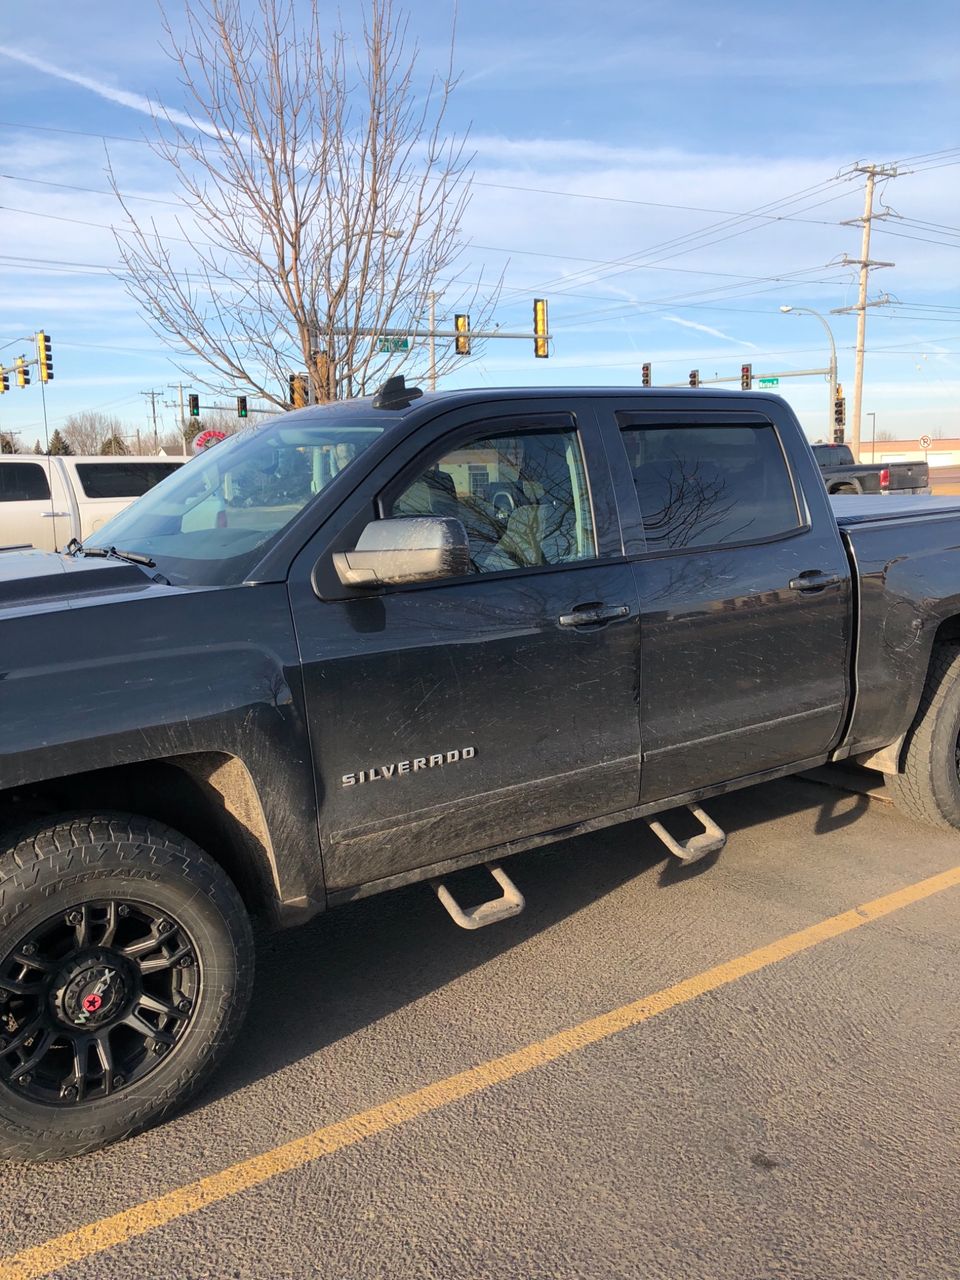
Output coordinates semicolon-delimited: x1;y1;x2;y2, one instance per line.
651;365;831;388
355;323;552;342
337;299;551;358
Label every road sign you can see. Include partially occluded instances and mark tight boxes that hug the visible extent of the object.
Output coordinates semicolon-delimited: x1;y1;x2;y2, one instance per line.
919;434;932;449
758;377;780;387
377;336;409;354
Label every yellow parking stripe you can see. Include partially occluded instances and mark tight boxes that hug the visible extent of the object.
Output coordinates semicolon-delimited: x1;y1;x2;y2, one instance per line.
2;862;959;1280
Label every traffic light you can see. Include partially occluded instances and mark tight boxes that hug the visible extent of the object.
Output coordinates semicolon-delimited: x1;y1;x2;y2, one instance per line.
533;298;549;358
188;393;200;417
0;367;7;395
288;373;308;409
237;396;248;419
688;369;700;388
454;314;471;356
36;331;53;382
740;363;752;390
833;383;845;428
15;356;29;388
641;362;652;387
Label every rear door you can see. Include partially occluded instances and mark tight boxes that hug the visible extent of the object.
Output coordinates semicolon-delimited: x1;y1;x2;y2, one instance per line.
69;459;184;539
288;398;642;893
599;399;853;803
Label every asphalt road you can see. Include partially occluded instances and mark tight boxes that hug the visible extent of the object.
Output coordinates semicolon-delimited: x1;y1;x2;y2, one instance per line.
0;773;957;1280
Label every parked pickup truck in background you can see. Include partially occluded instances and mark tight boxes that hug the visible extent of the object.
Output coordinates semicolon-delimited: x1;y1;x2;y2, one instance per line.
4;379;960;1161
811;442;929;495
0;455;185;553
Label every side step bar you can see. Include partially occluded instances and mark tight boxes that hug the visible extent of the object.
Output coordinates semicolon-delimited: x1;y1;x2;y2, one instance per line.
431;862;525;930
647;805;726;865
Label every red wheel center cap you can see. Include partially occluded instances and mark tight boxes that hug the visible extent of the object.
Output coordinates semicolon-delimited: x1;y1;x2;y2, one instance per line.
82;992;103;1013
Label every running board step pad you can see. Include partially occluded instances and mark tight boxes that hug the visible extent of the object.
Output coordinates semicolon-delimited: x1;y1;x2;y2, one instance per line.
646;805;726;864
431;862;525;930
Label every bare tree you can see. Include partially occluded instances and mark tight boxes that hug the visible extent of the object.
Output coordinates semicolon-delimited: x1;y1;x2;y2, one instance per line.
62;412;131;455
112;0;498;407
101;433;130;456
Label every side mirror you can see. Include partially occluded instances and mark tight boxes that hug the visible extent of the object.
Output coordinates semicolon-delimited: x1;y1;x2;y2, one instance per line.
333;516;471;588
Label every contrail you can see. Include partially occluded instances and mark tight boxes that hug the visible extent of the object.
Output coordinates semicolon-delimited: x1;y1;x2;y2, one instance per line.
0;49;218;136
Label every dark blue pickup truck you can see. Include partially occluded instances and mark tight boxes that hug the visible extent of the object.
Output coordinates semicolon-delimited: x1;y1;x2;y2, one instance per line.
2;379;959;1160
812;442;929;495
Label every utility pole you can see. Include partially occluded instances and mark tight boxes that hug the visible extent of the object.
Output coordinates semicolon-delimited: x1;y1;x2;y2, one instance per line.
166;382;189;456
140;389;163;454
427;292;438;392
835;164;897;459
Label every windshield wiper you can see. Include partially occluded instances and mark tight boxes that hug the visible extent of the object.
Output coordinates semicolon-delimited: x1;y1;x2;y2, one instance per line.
65;540;170;583
82;545;156;568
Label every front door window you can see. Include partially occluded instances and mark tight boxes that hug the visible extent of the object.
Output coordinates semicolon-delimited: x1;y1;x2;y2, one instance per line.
390;428;596;575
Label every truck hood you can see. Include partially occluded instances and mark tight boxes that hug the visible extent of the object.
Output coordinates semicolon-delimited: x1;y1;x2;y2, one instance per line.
0;547;157;612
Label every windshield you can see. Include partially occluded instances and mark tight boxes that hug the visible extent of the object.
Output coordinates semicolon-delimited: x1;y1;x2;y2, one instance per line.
85;417;384;585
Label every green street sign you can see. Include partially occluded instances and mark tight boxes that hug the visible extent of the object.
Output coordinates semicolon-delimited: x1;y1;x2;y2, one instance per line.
758;377;780;387
376;336;410;354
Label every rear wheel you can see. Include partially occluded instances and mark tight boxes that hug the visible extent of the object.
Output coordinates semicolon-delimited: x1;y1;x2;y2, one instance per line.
0;814;253;1161
887;643;960;830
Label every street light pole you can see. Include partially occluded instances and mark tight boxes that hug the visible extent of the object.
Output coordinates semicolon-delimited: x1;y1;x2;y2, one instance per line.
779;305;838;436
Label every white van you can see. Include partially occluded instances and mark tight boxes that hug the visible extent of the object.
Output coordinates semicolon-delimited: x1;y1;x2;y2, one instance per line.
0;455;185;552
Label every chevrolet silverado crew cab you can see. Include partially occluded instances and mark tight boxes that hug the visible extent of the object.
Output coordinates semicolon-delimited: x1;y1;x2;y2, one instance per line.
3;378;960;1161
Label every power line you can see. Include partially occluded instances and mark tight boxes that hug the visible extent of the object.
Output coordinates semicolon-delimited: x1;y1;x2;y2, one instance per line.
889;145;960;165
0;119;154;145
0;173;184;207
872;226;960;249
517;182;858;300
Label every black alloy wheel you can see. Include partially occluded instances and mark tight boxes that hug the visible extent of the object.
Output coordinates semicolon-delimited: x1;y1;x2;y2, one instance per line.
0;900;199;1106
0;814;254;1161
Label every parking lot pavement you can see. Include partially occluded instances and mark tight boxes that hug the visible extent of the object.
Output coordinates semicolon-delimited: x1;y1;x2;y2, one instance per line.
0;774;958;1280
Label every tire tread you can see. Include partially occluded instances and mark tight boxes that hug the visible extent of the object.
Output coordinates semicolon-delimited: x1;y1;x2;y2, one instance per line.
0;812;253;1162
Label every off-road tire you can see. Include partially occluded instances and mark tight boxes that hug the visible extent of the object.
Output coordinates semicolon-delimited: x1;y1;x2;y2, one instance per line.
0;814;254;1161
887;643;960;830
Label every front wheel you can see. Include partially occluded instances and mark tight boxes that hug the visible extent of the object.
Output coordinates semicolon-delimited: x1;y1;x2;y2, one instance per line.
0;814;254;1161
887;643;960;830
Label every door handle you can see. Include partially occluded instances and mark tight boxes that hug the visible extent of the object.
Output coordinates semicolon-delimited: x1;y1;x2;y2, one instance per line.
42;511;70;518
558;604;631;627
789;570;843;593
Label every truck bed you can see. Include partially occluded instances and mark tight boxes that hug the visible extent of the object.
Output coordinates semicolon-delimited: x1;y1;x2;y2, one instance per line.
831;494;960;526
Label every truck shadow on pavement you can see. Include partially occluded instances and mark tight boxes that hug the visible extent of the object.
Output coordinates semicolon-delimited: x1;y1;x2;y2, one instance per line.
201;773;888;1108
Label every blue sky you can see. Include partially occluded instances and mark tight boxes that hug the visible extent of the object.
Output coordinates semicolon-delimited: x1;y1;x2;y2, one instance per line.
1;0;958;449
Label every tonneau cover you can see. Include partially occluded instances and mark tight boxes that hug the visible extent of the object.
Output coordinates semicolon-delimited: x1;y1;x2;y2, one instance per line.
831;494;960;527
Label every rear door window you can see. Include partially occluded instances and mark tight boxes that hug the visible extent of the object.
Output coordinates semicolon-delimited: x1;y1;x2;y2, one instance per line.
74;462;183;499
0;463;52;502
619;423;801;552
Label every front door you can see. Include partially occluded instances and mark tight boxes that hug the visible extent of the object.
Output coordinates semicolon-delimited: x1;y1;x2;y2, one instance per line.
288;402;642;893
0;460;64;551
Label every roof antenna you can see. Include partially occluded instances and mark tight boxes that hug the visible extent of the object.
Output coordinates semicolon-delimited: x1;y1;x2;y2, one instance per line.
372;374;424;410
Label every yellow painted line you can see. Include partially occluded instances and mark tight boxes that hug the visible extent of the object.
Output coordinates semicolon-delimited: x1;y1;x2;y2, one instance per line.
3;864;959;1280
